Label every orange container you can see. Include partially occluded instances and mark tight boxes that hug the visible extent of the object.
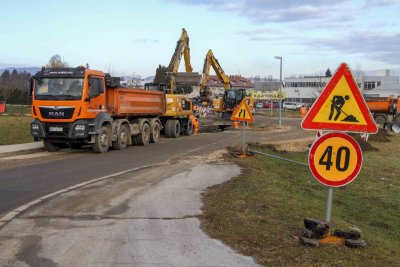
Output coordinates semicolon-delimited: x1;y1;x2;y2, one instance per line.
366;98;391;112
107;88;166;116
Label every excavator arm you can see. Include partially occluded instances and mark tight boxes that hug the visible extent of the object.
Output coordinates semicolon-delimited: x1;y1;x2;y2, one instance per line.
166;28;193;93
200;49;230;104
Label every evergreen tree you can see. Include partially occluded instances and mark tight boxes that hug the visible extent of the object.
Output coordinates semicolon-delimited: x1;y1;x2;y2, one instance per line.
325;68;332;77
153;65;167;84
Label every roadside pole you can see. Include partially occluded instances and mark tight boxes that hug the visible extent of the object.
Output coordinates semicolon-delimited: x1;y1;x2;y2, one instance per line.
242;122;246;154
325;187;334;223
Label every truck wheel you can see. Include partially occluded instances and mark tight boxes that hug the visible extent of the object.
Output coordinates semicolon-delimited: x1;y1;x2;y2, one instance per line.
93;125;110;153
150;121;161;143
185;120;194;136
134;122;150;145
43;140;61;152
374;115;386;127
166;120;180;138
394;115;400;125
165;120;172;138
112;124;129;150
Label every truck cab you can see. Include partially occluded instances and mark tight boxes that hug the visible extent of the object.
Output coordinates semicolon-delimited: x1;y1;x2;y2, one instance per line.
31;67;109;150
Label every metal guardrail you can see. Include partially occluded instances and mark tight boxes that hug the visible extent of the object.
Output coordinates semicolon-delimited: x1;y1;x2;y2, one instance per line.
249;149;308;167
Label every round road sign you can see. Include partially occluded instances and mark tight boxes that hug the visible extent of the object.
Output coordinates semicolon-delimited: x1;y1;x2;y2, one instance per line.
309;132;362;187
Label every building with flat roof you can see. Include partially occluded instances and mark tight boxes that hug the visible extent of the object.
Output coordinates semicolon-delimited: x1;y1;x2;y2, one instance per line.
283;70;400;105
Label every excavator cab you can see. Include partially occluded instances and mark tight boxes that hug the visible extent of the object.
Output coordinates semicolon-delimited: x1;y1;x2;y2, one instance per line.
222;88;246;110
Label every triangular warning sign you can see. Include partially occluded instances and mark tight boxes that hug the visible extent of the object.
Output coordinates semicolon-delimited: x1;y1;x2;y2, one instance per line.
302;63;377;133
231;99;255;122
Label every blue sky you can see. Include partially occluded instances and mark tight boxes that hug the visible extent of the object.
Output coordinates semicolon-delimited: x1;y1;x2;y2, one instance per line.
0;0;399;78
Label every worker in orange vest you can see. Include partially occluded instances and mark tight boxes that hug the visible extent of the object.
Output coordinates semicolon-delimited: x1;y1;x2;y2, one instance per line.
300;105;307;118
233;121;239;129
189;114;199;134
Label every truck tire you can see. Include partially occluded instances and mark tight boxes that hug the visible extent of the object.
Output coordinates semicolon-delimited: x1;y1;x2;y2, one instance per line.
93;125;110;153
133;122;150;145
394;115;400;125
112;124;129;150
374;115;386;127
185;120;194;136
150;121;161;143
165;120;172;138
43;140;61;152
165;119;180;138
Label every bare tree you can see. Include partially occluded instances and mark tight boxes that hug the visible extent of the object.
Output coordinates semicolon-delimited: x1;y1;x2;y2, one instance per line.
130;73;143;87
46;54;68;68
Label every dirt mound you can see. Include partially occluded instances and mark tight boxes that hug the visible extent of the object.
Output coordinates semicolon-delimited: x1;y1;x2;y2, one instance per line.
349;129;392;152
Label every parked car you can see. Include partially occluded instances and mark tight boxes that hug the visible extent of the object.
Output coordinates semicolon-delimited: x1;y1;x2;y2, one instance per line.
283;102;303;110
263;102;280;109
256;102;263;109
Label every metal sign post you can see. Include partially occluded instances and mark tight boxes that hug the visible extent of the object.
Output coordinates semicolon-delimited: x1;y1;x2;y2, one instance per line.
242;121;246;154
325;187;334;223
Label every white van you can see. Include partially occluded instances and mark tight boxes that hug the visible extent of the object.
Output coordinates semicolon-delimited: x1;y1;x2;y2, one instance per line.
282;102;303;110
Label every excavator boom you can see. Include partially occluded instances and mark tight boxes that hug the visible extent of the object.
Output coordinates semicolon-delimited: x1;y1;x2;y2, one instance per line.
200;49;230;104
166;28;194;93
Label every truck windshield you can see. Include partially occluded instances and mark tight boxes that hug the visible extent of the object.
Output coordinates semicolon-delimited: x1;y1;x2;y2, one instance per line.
34;78;84;100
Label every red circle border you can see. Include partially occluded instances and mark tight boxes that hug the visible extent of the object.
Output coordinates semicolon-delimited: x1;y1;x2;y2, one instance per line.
308;132;363;187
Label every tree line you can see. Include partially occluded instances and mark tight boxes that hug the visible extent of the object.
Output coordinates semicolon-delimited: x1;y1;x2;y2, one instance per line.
0;55;69;105
0;69;31;105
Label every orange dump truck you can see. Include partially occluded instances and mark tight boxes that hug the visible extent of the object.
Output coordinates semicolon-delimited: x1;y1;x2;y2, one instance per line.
31;66;194;153
365;96;400;127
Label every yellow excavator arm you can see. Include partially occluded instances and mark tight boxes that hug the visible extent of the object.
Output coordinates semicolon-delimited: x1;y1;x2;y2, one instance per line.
200;49;230;104
166;28;193;93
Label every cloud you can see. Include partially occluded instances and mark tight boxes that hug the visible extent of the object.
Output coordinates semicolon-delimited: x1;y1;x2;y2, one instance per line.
364;0;400;8
133;39;159;44
307;31;400;64
169;0;348;22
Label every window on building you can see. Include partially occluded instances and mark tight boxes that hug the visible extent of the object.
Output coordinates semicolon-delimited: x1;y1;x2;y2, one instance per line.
364;81;375;90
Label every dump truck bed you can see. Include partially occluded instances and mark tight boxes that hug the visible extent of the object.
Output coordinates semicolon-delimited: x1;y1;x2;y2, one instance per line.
107;88;166;117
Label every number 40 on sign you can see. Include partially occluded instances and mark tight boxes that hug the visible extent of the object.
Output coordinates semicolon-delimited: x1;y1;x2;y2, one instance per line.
309;132;362;187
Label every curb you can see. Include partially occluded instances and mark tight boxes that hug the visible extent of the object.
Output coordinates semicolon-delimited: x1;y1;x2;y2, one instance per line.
0;147;45;159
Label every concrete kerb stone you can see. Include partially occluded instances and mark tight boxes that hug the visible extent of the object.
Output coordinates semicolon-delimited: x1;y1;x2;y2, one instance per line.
0;142;45;159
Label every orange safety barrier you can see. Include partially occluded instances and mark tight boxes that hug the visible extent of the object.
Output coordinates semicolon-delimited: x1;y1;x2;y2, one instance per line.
0;102;5;113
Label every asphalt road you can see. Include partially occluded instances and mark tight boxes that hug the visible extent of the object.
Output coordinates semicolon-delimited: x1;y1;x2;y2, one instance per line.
0;116;313;216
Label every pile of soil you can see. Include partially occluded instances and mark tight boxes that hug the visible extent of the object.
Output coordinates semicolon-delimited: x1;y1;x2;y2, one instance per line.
350;129;392;152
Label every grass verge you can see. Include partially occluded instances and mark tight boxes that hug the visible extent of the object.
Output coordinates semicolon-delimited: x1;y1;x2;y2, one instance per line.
0;115;33;145
4;104;31;115
201;130;399;266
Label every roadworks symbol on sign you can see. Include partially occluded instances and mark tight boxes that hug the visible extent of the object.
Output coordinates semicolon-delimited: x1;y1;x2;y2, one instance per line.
231;99;255;122
302;63;377;133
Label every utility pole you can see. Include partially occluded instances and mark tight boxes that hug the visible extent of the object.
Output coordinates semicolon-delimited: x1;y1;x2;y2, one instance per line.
274;56;283;128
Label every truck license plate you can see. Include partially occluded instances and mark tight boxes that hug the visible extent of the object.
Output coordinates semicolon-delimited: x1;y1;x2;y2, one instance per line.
49;126;63;132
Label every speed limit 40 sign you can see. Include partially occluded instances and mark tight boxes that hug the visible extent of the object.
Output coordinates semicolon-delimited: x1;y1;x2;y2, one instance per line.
309;132;362;187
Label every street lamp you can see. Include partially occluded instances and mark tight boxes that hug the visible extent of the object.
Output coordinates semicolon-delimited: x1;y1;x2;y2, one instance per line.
274;56;283;128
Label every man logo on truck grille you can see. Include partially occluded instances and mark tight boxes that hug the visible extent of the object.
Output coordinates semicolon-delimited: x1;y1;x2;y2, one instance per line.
49;111;65;117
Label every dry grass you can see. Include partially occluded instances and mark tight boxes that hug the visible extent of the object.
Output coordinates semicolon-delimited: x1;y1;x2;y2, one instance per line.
201;130;400;266
0;115;33;145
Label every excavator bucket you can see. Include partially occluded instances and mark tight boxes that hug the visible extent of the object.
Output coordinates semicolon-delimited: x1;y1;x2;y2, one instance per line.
174;72;201;86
